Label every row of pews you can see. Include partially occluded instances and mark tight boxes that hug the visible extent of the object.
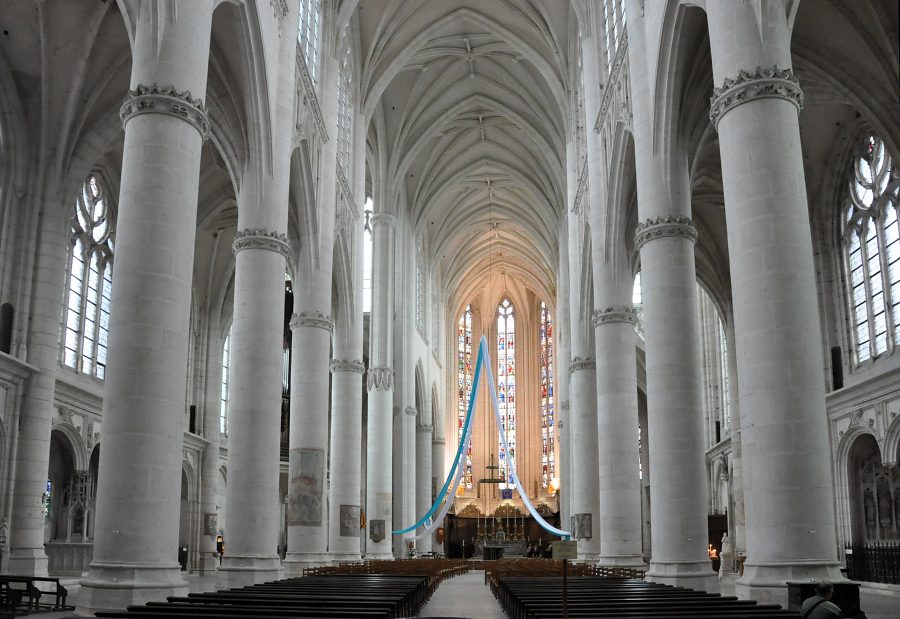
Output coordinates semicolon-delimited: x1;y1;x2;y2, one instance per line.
493;575;800;619
95;559;471;619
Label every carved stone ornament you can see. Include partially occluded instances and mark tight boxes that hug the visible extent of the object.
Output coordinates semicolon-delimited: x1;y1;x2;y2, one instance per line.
330;359;365;374
417;424;433;433
370;213;396;229
269;0;288;19
592;306;639;327
290;311;334;333
367;366;394;391
405;406;418;417
634;216;698;250
432;437;446;445
232;228;292;261
120;83;209;140
569;356;596;372
560;400;570;412
709;65;803;129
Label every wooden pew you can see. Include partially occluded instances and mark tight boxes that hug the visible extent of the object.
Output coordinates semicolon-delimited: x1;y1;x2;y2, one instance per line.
0;575;69;611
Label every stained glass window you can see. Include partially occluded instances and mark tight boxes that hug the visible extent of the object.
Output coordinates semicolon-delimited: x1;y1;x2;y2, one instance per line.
497;298;516;488
842;134;900;363
298;0;321;83
457;305;474;489
62;174;113;379
539;301;555;488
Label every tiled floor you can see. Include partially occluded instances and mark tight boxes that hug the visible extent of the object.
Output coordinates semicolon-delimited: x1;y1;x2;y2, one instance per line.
416;570;506;619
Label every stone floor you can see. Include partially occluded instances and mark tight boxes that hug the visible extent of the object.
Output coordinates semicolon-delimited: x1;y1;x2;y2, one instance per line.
33;570;900;618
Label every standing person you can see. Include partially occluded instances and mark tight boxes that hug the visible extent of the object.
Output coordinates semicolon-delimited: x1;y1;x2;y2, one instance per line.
799;582;842;619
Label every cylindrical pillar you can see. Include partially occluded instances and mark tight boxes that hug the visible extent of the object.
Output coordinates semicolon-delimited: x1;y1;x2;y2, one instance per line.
706;2;841;603
8;213;68;576
569;359;600;561
197;319;225;574
327;359;365;561
592;307;644;567
415;419;433;554
365;213;395;558
76;4;214;614
431;436;445;552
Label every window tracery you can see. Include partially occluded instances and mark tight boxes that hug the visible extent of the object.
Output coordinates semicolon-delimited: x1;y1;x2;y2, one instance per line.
416;242;425;335
62;174;114;379
539;301;555;489
337;41;353;175
457;304;474;489
298;0;321;83
497;298;516;488
842;134;900;364
220;329;231;436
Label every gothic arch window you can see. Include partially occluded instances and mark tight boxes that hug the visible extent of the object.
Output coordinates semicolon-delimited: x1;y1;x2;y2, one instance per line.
842;134;900;364
602;0;626;74
457;304;474;489
220;328;232;436
62;174;114;379
538;301;555;489
298;0;321;83
337;40;353;175
497;298;516;488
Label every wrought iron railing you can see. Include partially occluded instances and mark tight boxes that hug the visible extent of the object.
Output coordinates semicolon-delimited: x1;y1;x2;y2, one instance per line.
845;542;900;584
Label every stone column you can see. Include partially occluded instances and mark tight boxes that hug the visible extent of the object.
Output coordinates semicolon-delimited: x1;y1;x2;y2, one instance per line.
431;436;445;552
415;419;433;553
284;50;340;574
8;213;68;576
197;321;225;574
76;4;214;614
569;358;601;561
399;406;417;556
592;306;645;567
626;0;715;590
365;213;395;559
328;358;365;562
706;2;842;602
282;310;333;574
724;318;746;557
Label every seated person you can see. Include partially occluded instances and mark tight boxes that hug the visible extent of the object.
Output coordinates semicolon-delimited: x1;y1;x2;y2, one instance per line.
799;581;842;619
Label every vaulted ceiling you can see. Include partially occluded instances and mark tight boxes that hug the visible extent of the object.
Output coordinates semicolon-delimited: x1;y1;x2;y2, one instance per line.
354;0;572;305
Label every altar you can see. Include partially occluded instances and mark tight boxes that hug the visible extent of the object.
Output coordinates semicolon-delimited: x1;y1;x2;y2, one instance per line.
477;540;527;559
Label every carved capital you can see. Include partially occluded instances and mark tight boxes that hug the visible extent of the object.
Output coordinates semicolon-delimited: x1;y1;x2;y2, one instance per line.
405;406;418;417
370;214;396;229
417;424;433;433
330;359;365;374
710;65;803;129
367;366;393;391
120;83;209;140
592;306;639;327
290;311;334;332
634;216;697;250
569;357;596;372
232;228;292;261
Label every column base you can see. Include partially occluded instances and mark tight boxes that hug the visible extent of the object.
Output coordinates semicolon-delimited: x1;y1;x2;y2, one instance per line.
7;548;49;576
647;559;719;593
734;560;843;606
195;553;220;575
597;554;647;569
328;551;362;564
282;552;331;577
364;552;394;560
74;563;188;617
215;555;281;589
576;552;602;564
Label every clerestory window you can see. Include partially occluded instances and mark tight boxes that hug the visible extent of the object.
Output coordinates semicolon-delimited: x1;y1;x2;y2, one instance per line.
220;328;231;436
61;174;114;379
497;298;516;488
298;0;321;83
538;301;555;489
337;40;353;175
457;304;474;489
842;134;900;364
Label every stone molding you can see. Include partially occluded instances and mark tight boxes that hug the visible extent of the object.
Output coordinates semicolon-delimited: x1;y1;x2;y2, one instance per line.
569;357;596;372
405;406;418;417
709;65;803;128
370;214;396;229
232;228;292;261
297;53;328;142
592;306;639;327
330;359;364;374
634;216;697;250
367;366;393;391
290;311;334;333
594;31;629;133
560;400;570;411
120;83;209;140
432;437;446;445
417;424;433;433
269;0;288;18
